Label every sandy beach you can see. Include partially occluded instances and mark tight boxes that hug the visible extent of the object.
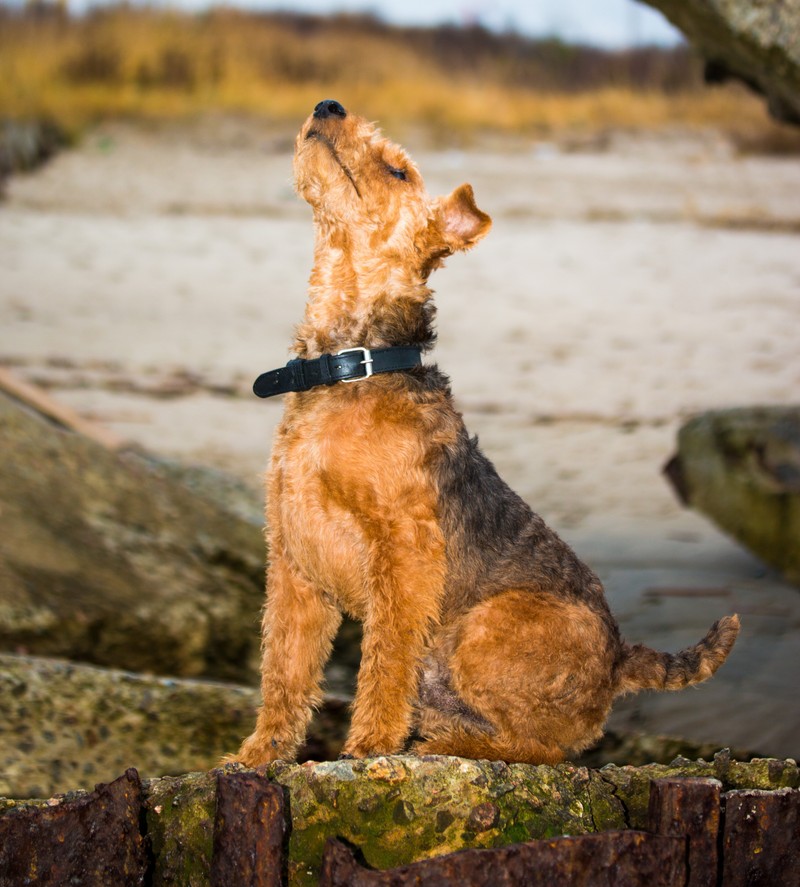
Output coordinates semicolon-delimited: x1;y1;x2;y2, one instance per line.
1;118;799;759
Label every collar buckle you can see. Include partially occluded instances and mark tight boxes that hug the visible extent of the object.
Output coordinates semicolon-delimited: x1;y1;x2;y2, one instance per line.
338;347;374;382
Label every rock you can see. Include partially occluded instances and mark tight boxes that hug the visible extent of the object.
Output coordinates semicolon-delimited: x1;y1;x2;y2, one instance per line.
0;653;350;799
0;118;67;179
4;755;795;887
0;393;363;693
664;406;800;585
0;392;266;680
0;650;758;800
270;756;606;885
260;753;799;886
638;0;800;125
575;729;756;769
145;770;218;887
142;455;266;528
596;750;800;829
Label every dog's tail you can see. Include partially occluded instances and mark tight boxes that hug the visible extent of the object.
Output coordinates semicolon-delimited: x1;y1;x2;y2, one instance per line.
615;614;740;696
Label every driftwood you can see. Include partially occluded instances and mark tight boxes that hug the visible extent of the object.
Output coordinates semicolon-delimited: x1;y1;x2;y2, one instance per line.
0;770;147;887
319;831;684;886
211;773;286;887
0;366;126;450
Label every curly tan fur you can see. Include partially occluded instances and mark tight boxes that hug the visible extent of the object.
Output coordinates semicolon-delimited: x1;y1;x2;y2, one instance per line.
231;102;740;767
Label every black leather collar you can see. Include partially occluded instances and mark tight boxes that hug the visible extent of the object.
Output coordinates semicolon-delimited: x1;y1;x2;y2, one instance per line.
253;346;422;398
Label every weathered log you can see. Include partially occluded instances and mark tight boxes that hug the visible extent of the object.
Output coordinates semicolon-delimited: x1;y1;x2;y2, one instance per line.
319;830;686;886
0;769;147;887
0;367;126;450
647;777;721;887
722;787;800;887
211;771;286;887
3;757;799;887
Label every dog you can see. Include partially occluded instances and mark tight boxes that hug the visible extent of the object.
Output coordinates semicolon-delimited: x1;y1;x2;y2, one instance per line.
232;99;740;766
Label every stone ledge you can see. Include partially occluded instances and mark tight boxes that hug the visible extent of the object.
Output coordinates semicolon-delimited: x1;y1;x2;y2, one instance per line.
2;753;796;886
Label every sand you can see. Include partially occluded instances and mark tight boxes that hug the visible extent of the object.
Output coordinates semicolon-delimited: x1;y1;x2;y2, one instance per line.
1;119;799;759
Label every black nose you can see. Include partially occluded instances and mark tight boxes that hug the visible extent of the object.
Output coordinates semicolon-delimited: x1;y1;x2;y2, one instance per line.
313;99;347;120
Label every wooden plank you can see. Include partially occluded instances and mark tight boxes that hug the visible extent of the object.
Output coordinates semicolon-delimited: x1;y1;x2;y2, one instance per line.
211;771;286;887
319;830;686;887
0;366;127;450
722;787;800;887
648;777;722;887
0;769;147;887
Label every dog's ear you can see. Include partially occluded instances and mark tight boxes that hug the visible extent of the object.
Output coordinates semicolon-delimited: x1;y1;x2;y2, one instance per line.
438;184;492;252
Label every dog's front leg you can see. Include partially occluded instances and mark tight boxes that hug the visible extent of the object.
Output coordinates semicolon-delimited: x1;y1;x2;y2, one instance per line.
235;554;341;766
342;516;445;758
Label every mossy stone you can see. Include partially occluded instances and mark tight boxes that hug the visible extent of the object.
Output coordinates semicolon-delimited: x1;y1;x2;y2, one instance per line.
2;754;798;886
144;770;217;886
668;406;800;585
640;0;800;124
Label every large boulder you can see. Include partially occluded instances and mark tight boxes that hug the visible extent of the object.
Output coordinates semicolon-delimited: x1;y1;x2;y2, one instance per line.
1;652;750;800
639;0;800;125
665;406;800;585
0;652;351;799
0;392;266;681
0;652;259;799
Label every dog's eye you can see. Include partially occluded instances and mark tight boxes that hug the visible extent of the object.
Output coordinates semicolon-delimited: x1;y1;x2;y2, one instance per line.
386;164;407;181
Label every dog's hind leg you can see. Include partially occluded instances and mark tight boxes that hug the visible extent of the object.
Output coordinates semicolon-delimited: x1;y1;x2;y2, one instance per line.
413;659;565;764
413;589;617;764
411;717;565;765
234;555;341;766
413;733;564;765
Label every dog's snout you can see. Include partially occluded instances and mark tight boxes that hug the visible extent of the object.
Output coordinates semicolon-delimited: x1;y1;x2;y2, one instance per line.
313;99;347;120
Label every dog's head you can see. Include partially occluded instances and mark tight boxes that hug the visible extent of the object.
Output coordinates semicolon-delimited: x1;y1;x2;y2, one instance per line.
294;100;491;279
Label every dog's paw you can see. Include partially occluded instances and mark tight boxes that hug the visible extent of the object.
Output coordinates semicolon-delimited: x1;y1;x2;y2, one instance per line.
217;751;245;767
341;739;403;759
228;734;291;768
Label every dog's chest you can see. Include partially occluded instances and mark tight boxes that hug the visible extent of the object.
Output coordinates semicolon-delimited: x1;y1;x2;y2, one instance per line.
267;387;443;611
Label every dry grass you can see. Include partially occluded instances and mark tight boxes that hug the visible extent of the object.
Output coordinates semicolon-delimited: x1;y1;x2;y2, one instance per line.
1;4;798;150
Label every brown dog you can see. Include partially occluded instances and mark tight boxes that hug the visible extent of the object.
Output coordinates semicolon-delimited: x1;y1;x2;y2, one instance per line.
233;99;739;766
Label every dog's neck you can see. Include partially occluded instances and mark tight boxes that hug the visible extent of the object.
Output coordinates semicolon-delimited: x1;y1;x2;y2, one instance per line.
292;241;436;358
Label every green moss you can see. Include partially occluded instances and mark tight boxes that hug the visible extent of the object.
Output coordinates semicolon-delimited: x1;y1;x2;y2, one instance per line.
144;770;216;886
270;757;603;885
586;771;627;832
597;758;715;828
722;756;799;790
676;408;800;584
5;753;798;887
593;753;799;829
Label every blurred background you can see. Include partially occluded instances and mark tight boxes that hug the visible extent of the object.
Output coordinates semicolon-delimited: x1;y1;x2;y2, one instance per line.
1;0;799;799
3;0;800;143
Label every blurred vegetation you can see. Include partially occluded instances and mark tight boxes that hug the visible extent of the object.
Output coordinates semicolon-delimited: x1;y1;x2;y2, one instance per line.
1;1;799;150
